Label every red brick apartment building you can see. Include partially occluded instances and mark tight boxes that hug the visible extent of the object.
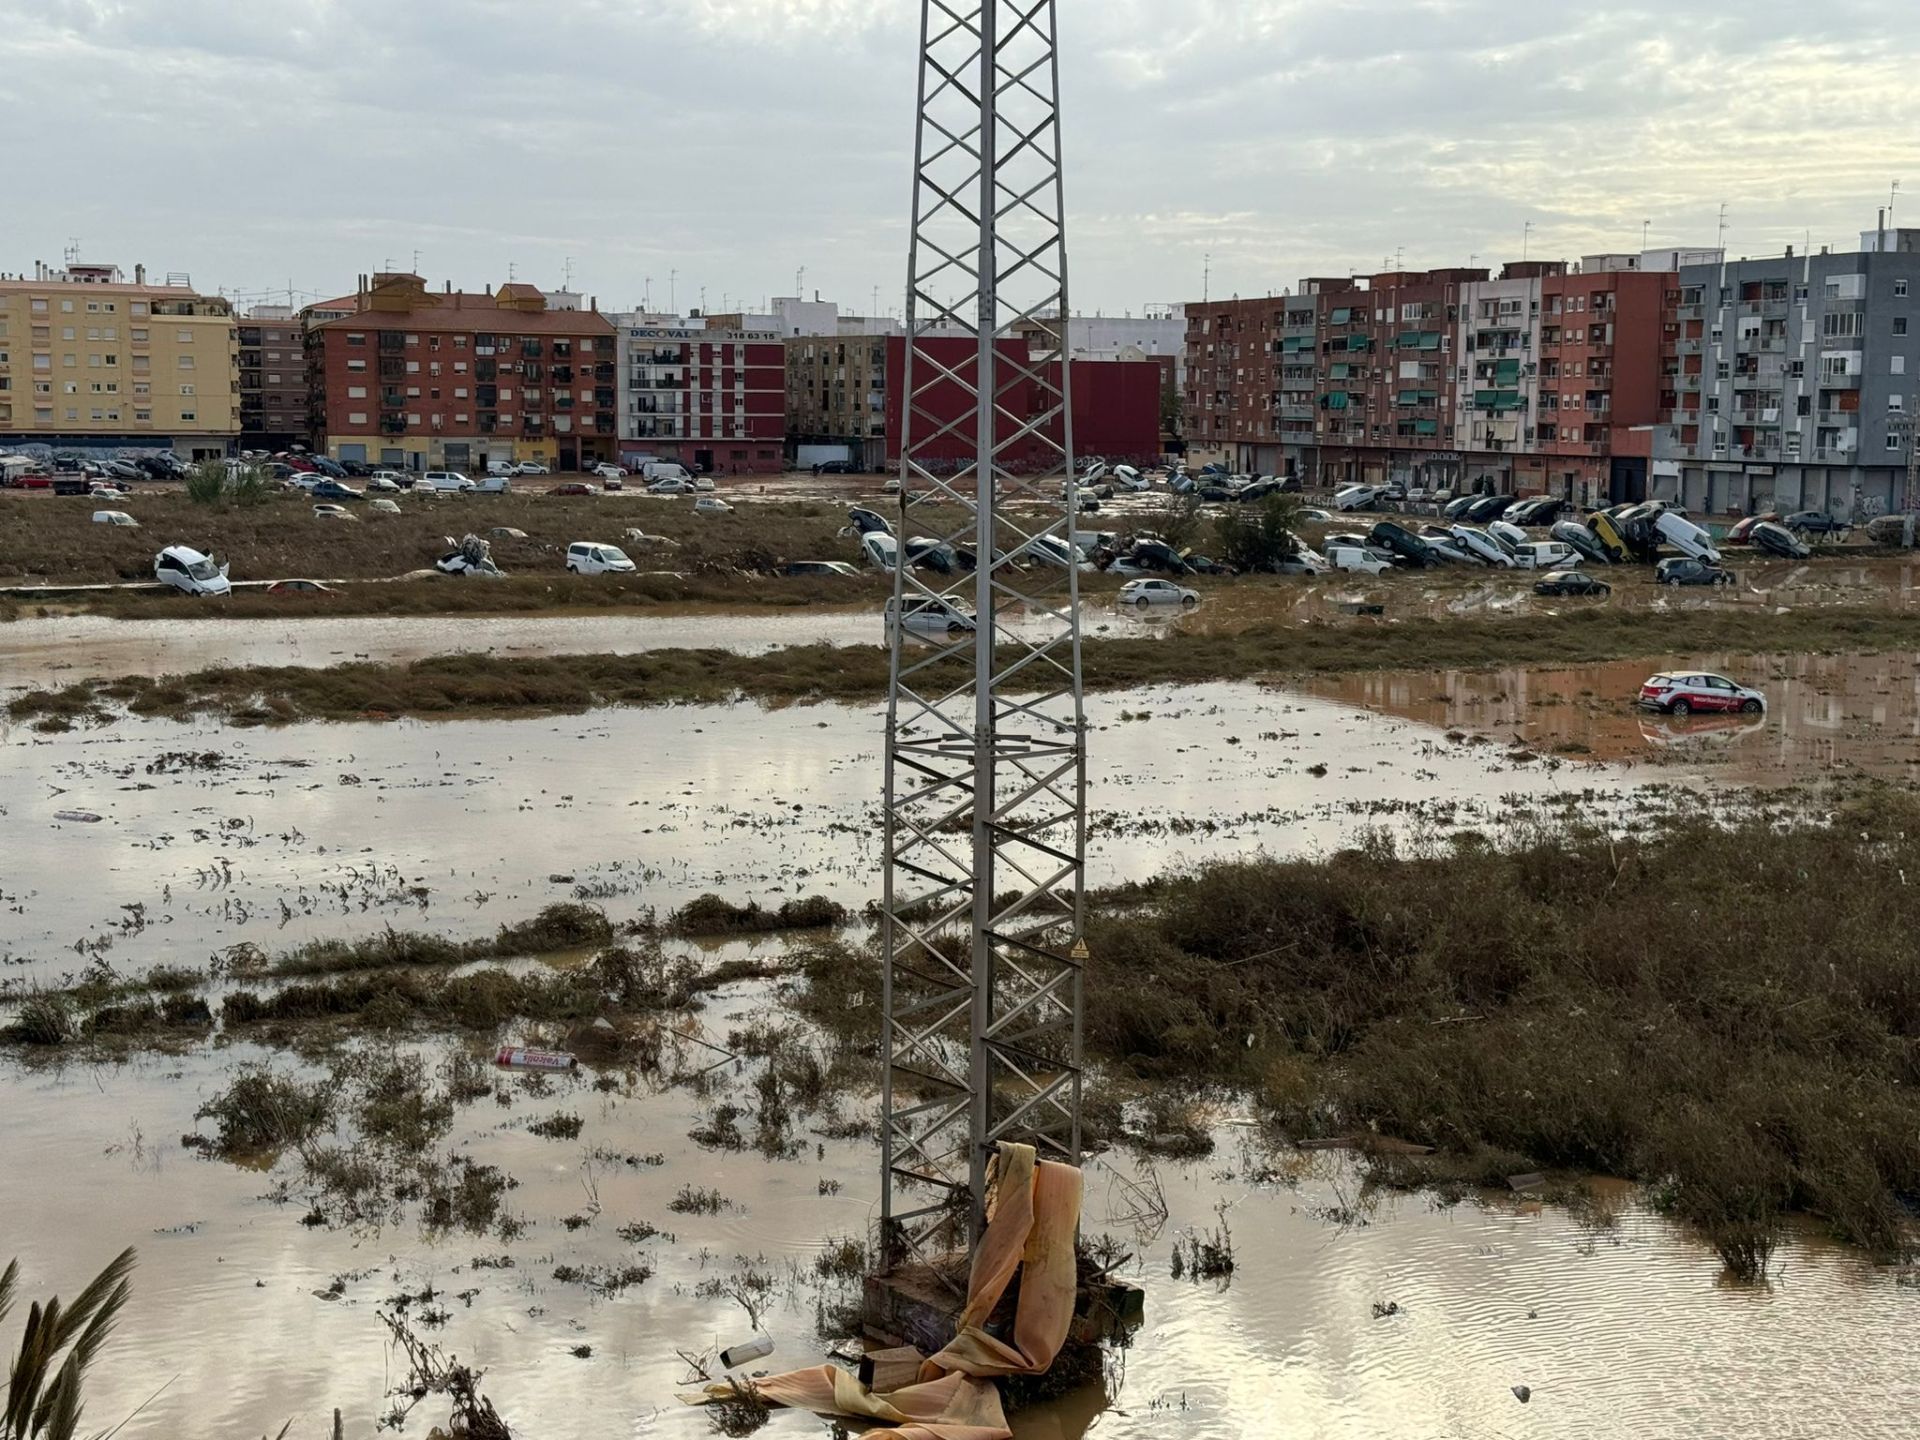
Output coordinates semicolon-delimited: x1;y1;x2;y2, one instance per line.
1185;259;1680;502
884;337;1163;470
306;272;618;473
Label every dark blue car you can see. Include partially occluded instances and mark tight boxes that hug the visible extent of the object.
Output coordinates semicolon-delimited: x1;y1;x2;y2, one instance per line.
311;480;363;502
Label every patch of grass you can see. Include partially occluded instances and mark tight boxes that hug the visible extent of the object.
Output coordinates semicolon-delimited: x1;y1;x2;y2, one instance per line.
527;1112;584;1141
669;1184;730;1216
668;894;850;937
187;1070;335;1158
22;609;1920;725
551;1262;653;1296
813;1235;867;1281
1086;797;1920;1261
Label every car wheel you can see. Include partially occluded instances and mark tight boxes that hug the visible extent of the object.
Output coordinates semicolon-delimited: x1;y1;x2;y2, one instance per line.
1666;577;1681;587
1670;698;1691;716
1135;596;1151;608
1741;699;1762;714
1181;595;1198;607
947;622;968;637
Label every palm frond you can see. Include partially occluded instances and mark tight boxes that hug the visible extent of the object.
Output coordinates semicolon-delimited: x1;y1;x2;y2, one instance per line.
0;1260;16;1329
49;1250;135;1352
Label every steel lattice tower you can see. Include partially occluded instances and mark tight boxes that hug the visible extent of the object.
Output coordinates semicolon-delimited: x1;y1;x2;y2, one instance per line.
879;0;1085;1269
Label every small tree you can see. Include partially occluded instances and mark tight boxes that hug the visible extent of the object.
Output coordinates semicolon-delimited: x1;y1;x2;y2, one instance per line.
1213;493;1305;572
1135;491;1207;551
185;460;270;507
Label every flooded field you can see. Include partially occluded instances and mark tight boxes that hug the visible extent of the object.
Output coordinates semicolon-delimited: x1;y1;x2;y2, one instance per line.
0;679;1651;991
6;603;1919;1439
4;969;1914;1440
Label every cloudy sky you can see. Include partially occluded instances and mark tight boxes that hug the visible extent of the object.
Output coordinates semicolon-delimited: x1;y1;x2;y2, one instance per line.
3;0;1915;316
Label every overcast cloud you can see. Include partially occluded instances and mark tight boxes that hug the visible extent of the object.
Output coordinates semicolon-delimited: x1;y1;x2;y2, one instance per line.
3;0;1915;314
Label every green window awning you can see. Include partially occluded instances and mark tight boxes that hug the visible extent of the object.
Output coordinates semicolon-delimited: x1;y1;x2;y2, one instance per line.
1396;331;1442;351
1320;392;1348;411
1414;419;1439;435
1330;307;1352;325
1495;359;1521;380
1395;389;1437;405
1281;335;1312;352
1473;389;1500;406
1345;335;1372;352
1328;363;1350;379
1492;391;1523;412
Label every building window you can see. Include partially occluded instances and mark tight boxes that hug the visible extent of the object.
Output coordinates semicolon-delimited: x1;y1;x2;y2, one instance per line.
180;411;195;422
180;384;195;395
348;412;367;425
347;333;366;346
176;330;192;343
347;359;366;371
131;328;147;342
1896;280;1910;298
1891;433;1904;450
130;301;147;316
61;326;75;340
178;355;194;369
1895;356;1908;376
1896;317;1910;336
347;386;367;399
29;298;47;313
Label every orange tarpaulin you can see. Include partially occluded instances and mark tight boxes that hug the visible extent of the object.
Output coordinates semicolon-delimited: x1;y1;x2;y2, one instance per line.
698;1143;1083;1440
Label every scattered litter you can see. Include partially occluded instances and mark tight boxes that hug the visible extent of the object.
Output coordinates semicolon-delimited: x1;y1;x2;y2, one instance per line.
1512;1385;1532;1404
494;1045;577;1072
1506;1172;1546;1193
53;810;103;823
1371;1301;1400;1319
548;873;576;884
719;1335;775;1370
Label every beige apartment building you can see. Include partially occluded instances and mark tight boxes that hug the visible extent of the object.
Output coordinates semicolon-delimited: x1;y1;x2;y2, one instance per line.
785;333;890;470
0;260;239;458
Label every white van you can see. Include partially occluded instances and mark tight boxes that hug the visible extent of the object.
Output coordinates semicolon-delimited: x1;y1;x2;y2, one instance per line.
1511;541;1580;570
474;475;513;495
485;460;515;479
1654;510;1721;563
1326;544;1392;575
422;470;475;493
566;542;636;575
640;461;693;486
154;544;231;596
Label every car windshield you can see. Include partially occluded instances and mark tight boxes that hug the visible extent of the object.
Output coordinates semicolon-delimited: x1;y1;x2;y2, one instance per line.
186;558;219;581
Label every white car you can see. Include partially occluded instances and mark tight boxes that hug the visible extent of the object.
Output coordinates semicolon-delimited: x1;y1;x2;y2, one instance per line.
693;496;733;515
511;462;550;477
369;498;402;515
1111;464;1151;491
1334;484;1381;512
648;477;696;495
691;476;717;492
1118;578;1199;608
366;475;404;493
861;532;900;571
566;541;637;575
313;504;357;521
1030;534;1093;570
92;509;139;527
154;544;230;597
1296;508;1334;523
1450;525;1515;567
422;470;475;493
886;595;976;638
369;469;410;489
88;484;130;500
591;463;628;481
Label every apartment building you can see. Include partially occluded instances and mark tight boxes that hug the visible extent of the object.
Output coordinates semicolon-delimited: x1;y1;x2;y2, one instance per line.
237;305;309;450
614;321;786;475
786;334;888;470
1657;226;1920;516
306;272;619;472
1450;259;1677;505
0;260;238;459
1315;268;1486;493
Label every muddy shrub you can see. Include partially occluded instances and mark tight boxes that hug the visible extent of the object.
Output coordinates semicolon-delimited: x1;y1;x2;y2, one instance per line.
421;1157;517;1235
668;893;849;937
8;995;76;1045
352;1053;456;1151
190;1070;336;1157
494;902;613;954
1089;805;1920;1260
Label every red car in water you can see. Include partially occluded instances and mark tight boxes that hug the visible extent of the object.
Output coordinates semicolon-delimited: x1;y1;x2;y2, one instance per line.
1637;671;1767;716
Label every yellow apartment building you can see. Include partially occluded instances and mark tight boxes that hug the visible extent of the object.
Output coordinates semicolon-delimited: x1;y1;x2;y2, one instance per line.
0;260;239;458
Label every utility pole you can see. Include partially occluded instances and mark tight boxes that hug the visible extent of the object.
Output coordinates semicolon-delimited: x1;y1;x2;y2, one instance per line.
881;0;1085;1266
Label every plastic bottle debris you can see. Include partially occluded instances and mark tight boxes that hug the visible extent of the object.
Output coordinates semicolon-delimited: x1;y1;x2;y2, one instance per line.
494;1045;577;1071
54;810;103;823
719;1336;774;1370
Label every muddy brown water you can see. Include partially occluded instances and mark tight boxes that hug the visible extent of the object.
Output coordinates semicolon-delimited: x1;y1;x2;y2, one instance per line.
2;981;1913;1440
1;680;1695;990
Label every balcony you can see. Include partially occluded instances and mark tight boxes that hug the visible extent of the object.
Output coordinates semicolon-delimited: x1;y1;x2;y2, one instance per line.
1677;375;1701;392
1819;373;1862;390
1677;339;1703;354
1814;445;1858;461
1677;304;1704;321
377;333;406;353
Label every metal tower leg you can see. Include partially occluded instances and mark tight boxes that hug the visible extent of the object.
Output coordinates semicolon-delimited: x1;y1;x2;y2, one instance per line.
880;0;1084;1272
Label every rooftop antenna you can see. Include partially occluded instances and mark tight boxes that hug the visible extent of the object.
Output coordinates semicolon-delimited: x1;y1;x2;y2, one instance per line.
64;238;81;266
670;268;678;313
1642;220;1651;251
881;0;1086;1265
508;260;518;282
1716;202;1729;253
412;248;421;272
563;256;575;290
1893;179;1903;232
1202;251;1211;303
796;265;806;300
1522;222;1534;262
643;276;652;310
